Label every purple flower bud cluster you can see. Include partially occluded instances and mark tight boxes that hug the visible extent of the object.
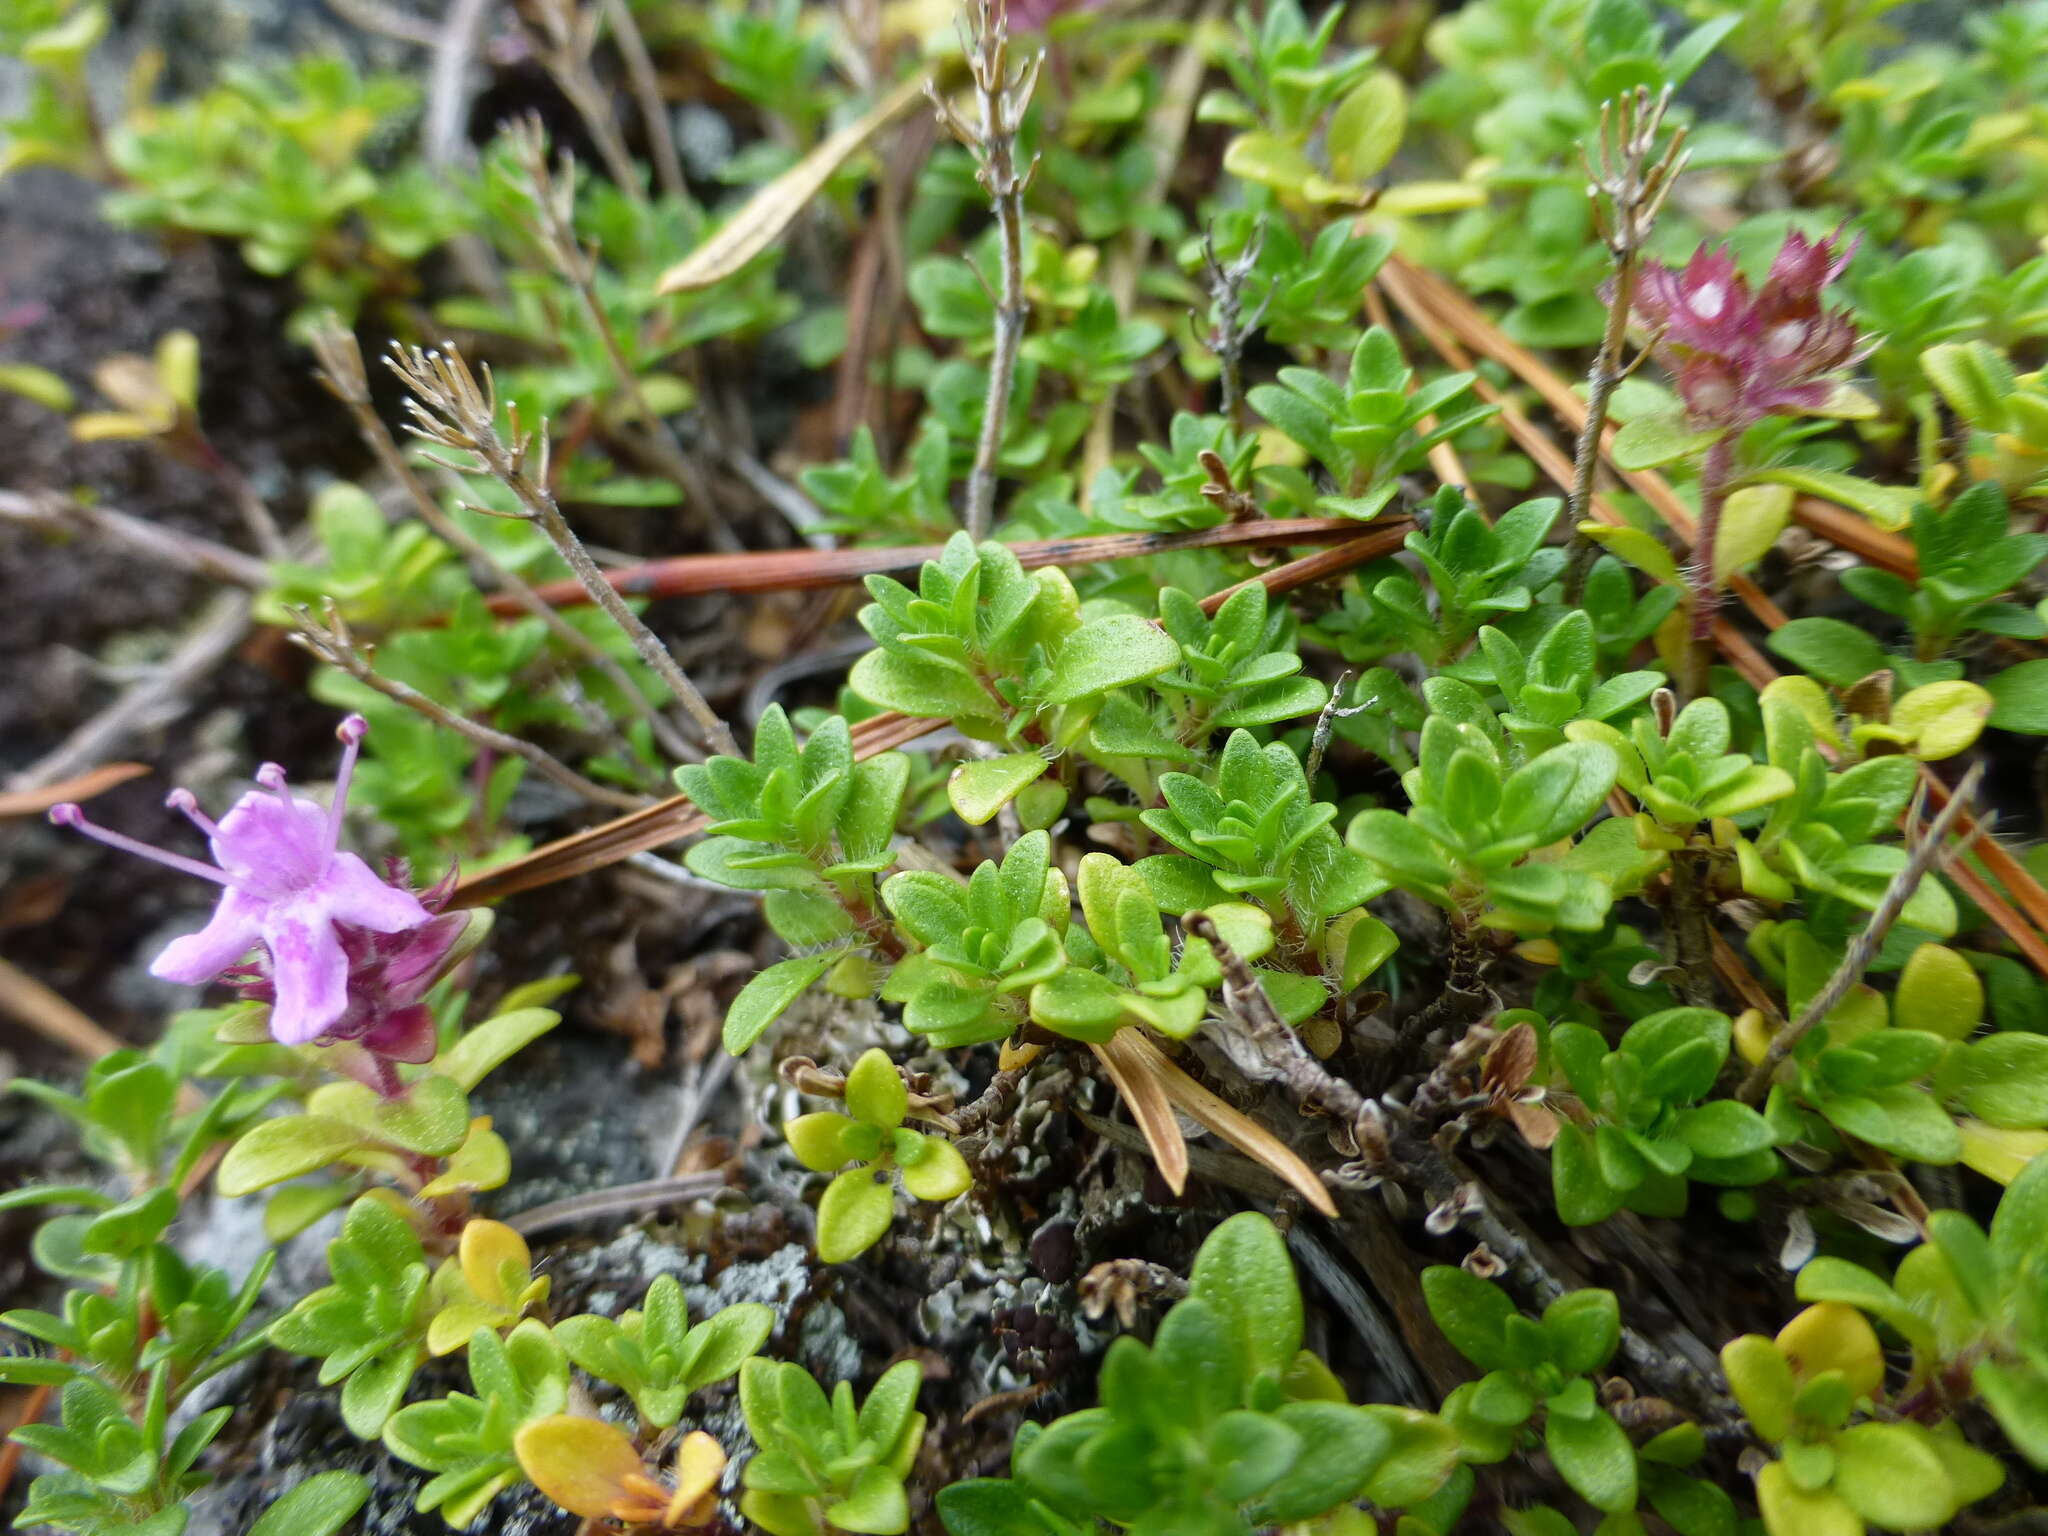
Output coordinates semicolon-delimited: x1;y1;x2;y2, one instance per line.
51;716;468;1069
1632;229;1862;433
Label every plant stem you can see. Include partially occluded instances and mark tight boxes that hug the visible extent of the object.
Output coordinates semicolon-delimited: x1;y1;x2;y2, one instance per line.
1681;432;1737;698
1738;764;1984;1104
387;343;739;756
1664;844;1718;1007
290;601;651;811
311;320;695;765
1559;252;1639;602
931;1;1040;541
599;0;687;204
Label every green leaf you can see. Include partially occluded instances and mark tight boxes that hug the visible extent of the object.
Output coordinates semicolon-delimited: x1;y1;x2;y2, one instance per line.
1327;70;1406;183
1545;1407;1637;1512
433;1008;560;1090
1421;1265;1516;1370
725;952;839;1054
1948;1033;2048;1127
1044;615;1181;704
247;1472;371;1536
217;1115;367;1198
1542;1290;1620;1375
1746;466;1916;532
1677;1100;1775;1159
1612;412;1723;471
1188;1212;1303;1386
1829;1422;1955;1529
1768;618;1892;689
816;1167;895;1263
1976;1360;2048;1468
1819;1084;1961;1163
845;1047;908;1130
828;1464;912;1535
948;753;1050;826
1495;741;1618;848
1986;658;2048;734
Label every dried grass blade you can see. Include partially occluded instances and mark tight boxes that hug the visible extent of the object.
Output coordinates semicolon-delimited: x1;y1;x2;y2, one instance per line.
0;763;149;819
656;75;926;295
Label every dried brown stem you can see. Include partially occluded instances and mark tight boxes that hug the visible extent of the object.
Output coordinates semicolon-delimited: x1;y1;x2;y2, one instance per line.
598;0;686;203
0;488;271;589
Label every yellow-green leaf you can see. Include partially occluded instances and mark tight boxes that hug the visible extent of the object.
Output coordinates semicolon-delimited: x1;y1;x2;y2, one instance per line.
1716;483;1794;579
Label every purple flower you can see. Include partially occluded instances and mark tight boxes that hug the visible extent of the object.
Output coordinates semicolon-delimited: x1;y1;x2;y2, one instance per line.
221;867;466;1070
51;715;437;1046
1631;229;1862;433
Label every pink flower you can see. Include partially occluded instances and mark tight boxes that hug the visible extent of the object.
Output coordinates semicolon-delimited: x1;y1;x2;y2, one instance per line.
221;866;466;1067
51;715;436;1045
1631;229;1862;432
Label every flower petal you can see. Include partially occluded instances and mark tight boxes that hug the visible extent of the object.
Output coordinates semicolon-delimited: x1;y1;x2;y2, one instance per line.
151;888;265;985
315;853;433;934
261;913;352;1043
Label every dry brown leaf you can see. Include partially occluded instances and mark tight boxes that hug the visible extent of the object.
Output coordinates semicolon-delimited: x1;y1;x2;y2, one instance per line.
1118;1033;1338;1217
0;763;149;819
1089;1032;1189;1196
655;74;927;295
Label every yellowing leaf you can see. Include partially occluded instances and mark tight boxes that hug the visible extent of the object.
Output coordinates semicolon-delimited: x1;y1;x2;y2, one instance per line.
1957;1120;2048;1184
1715;483;1794;579
1578;520;1680;586
1892;680;1993;761
1373;180;1488;215
515;1414;645;1520
1775;1303;1884;1401
1755;1462;1864;1536
1223;130;1317;194
459;1218;531;1308
1895;945;1984;1040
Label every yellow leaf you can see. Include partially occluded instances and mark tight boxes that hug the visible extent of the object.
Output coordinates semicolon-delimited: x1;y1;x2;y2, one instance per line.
1775;1302;1884;1401
1759;676;1843;752
70;410;165;443
665;1430;728;1527
1892;680;1993;761
515;1414;645;1520
426;1301;503;1357
1956;1120;2048;1184
1734;1008;1773;1067
656;74;925;294
459;1217;531;1308
1374;180;1488;215
156;329;200;414
1894;944;1983;1040
1222;130;1318;194
418;1117;512;1197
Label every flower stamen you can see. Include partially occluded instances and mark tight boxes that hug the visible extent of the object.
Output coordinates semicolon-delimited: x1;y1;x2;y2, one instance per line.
48;803;231;885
